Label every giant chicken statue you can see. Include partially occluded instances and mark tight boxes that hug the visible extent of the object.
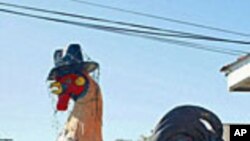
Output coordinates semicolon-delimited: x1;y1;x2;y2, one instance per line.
47;44;103;141
47;44;224;141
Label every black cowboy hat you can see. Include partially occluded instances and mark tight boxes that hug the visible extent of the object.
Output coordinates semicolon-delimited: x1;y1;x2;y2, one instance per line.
47;44;98;80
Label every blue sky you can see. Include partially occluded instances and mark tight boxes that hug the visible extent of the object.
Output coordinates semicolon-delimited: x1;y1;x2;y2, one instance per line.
1;0;250;141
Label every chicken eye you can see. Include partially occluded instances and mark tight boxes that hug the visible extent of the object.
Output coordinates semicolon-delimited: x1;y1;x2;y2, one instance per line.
75;76;86;86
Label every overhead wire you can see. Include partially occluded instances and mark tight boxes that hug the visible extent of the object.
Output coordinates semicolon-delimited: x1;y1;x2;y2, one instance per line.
71;0;250;37
0;8;246;56
1;1;250;45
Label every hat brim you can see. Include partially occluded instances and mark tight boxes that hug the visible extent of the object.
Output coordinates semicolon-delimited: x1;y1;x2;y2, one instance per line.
47;61;99;80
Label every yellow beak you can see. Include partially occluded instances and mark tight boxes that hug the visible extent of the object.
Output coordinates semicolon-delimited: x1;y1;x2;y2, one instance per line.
50;82;63;95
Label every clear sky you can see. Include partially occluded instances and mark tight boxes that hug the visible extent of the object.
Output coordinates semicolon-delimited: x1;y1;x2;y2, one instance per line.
1;0;250;141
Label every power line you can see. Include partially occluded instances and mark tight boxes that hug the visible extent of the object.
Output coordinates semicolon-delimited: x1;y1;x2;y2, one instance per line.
71;0;250;37
1;2;250;45
124;32;245;56
0;7;246;56
0;8;245;56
